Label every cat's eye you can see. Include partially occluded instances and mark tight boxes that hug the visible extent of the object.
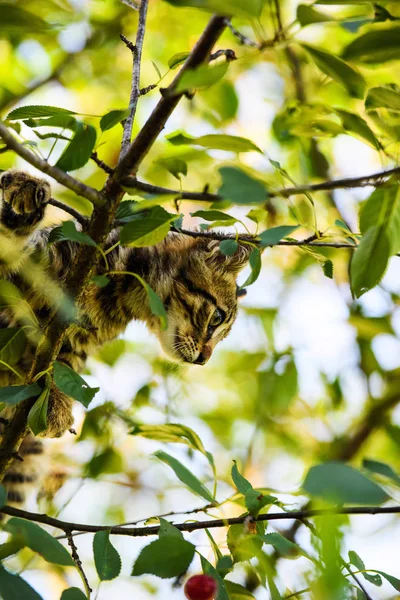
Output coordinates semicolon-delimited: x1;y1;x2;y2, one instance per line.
209;308;223;328
35;187;45;206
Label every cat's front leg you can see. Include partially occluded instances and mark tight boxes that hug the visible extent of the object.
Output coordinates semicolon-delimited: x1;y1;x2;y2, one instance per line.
0;170;50;237
0;170;51;274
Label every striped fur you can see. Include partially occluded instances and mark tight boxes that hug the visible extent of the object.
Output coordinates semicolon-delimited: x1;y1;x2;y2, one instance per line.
0;170;252;507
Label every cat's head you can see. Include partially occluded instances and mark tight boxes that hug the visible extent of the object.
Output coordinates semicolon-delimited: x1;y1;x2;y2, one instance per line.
156;236;252;365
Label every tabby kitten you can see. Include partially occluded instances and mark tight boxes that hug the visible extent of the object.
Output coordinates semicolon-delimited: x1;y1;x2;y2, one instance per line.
0;170;251;506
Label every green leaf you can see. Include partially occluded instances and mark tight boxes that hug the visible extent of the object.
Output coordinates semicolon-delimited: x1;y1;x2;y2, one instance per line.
227;522;265;562
86;447;124;478
91;275;110;288
164;0;262;17
23;114;78;131
219;240;239;256
231;461;253;494
55;123;97;172
166;131;261;153
365;85;400;113
375;571;400;592
303;462;389;504
0;484;6;508
259;225;299;247
0;384;42;405
350;226;391;298
297;4;333;26
363;458;400;486
348;550;365;571
0;328;26;367
48;221;97;247
151;60;162;79
323;259;333;279
154;450;214;502
168;51;190;69
60;589;88;600
157;157;188;179
4;518;74;566
53;361;99;408
335;109;380;149
219;167;267;206
349;552;383;587
27;386;49;436
0;3;49;34
115;200;140;222
302;44;365;98
93;530;122;581
261;533;300;557
225;581;256;599
244;490;276;516
130;423;208;455
0;565;43;600
132;536;195;578
144;283;168;330
192;210;237;222
158;518;184;538
120;206;176;247
342;25;400;63
200;555;229;600
100;107;131;132
359;186;400;253
240;248;261;288
175;62;229;93
7;105;76;121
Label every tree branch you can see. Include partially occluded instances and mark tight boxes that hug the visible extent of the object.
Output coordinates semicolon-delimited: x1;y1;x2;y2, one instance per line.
0;121;105;207
114;14;229;180
120;0;149;156
48;198;88;227
1;504;400;537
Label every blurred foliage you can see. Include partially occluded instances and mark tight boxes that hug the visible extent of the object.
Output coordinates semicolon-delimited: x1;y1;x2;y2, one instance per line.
3;0;400;599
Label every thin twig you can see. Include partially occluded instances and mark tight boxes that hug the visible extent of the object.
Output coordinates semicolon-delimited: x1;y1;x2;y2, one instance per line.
122;177;221;201
344;563;374;600
210;49;237;61
66;530;92;597
48;198;88;227
123;166;400;204
120;0;149;156
278;166;400;197
121;0;139;9
172;227;357;249
1;505;400;537
224;19;259;47
114;15;229;180
91;152;114;175
0;121;105;207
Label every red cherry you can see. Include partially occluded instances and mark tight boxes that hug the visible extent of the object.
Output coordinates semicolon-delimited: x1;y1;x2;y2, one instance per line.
184;574;218;600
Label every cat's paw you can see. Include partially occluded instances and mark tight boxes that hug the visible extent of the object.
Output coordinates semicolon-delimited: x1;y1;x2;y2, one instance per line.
1;170;50;216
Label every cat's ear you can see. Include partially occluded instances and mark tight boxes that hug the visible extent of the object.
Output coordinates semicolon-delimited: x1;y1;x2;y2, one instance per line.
203;238;253;274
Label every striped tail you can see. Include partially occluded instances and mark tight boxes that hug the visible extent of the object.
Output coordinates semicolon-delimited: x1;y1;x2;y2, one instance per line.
2;435;48;509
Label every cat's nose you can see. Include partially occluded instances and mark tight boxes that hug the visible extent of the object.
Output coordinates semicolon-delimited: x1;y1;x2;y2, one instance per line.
193;345;212;365
193;352;207;365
